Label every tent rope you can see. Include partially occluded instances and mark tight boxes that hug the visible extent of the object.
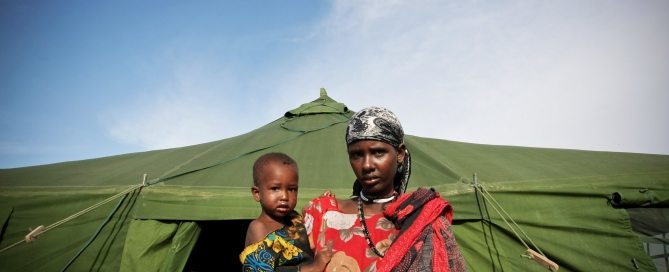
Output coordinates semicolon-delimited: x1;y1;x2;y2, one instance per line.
472;174;559;271
476;184;542;254
60;191;130;271
0;183;145;254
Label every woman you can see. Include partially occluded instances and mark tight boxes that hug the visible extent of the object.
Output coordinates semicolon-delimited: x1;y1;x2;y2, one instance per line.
302;106;467;271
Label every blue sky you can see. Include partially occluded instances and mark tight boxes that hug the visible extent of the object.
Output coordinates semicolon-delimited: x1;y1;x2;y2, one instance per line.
2;0;668;168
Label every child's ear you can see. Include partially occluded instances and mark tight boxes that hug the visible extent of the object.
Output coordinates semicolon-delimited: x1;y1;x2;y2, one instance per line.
251;186;261;202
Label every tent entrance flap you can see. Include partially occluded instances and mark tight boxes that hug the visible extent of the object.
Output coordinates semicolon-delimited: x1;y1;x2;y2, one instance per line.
121;220;200;271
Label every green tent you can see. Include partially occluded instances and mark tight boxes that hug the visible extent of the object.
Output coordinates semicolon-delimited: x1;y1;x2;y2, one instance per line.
1;89;668;271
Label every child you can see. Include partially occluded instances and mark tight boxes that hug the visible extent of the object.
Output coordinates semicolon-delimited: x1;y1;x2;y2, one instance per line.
239;152;331;272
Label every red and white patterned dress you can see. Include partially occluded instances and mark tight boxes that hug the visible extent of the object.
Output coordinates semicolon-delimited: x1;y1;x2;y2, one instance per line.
302;194;398;272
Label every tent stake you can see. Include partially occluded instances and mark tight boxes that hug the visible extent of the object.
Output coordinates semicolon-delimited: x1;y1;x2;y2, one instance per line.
526;248;559;271
24;225;45;243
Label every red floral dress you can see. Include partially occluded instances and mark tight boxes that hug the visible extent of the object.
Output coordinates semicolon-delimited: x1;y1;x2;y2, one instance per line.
302;194;398;272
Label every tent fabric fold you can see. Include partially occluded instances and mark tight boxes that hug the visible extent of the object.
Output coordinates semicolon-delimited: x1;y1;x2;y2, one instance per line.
120;220;200;271
611;188;669;207
0;207;12;244
1;90;668;271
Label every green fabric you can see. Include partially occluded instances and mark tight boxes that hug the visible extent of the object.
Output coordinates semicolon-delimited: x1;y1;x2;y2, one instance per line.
611;188;669;207
449;179;659;271
1;90;668;271
0;207;12;243
0;186;137;271
120;220;200;272
284;88;348;117
628;207;669;236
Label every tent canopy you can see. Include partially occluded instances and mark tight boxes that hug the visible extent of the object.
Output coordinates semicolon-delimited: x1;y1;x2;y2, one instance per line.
1;89;668;271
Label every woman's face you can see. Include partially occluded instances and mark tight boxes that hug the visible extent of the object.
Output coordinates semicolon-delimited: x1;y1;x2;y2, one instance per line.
347;140;405;198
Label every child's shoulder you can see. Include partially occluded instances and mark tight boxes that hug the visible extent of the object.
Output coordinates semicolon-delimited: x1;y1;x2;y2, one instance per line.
244;219;269;246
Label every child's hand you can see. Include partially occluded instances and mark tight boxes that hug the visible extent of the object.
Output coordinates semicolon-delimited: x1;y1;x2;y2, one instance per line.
314;241;333;267
299;241;333;272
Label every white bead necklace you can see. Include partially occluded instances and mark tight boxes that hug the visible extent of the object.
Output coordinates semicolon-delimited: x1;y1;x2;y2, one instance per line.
359;191;397;204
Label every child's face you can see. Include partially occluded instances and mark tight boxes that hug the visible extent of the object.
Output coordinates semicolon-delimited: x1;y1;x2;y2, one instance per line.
253;162;299;220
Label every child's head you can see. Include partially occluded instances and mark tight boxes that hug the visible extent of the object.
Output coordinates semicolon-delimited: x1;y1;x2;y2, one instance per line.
251;152;299;221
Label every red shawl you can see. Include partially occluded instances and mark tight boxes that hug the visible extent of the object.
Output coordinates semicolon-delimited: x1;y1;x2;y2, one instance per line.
378;188;467;272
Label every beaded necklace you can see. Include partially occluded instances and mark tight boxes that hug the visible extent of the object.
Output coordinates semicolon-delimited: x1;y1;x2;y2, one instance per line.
357;193;396;257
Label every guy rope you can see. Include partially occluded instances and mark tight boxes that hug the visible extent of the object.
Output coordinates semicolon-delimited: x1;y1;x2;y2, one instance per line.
472;173;560;271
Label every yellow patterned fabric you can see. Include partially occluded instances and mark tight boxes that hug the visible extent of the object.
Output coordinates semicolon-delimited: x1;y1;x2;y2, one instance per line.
239;213;312;272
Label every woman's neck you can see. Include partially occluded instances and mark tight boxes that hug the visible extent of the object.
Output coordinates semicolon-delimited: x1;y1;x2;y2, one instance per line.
359;190;397;204
339;198;385;214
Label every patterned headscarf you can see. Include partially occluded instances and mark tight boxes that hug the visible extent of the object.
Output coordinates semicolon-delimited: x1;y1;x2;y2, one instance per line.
346;106;412;196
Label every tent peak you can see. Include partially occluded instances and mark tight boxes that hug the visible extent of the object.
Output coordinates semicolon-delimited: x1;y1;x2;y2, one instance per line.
284;88;350;117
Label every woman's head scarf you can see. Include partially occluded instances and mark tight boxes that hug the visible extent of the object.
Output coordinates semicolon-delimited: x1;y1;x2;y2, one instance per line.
346;106;411;196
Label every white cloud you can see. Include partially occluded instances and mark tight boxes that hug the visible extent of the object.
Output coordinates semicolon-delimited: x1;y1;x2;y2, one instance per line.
105;0;669;155
274;0;669;154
